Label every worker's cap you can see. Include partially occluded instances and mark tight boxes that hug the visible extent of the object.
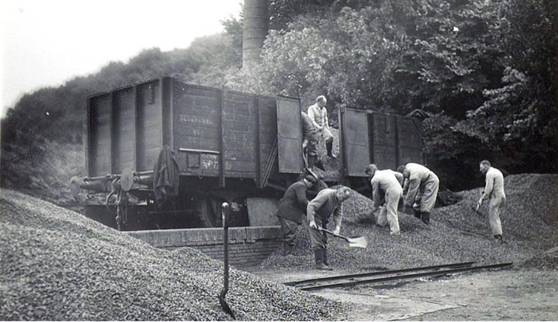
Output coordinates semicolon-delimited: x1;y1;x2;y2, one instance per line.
336;186;352;200
364;164;378;175
304;175;318;184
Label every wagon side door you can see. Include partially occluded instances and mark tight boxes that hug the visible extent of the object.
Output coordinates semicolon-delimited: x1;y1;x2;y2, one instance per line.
340;108;370;177
371;113;398;170
276;96;303;173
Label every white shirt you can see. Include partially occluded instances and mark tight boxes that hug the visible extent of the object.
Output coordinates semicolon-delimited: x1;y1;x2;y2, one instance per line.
483;167;506;200
307;103;329;129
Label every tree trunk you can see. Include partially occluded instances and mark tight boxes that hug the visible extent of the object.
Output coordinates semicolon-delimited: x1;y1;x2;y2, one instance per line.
242;0;269;70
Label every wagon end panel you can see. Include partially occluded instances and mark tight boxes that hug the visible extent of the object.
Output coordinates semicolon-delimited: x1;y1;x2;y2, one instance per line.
341;108;370;177
276;96;303;174
256;96;278;187
222;91;257;179
136;80;164;172
371;113;398;170
88;94;112;177
172;82;221;177
113;87;136;173
397;116;424;165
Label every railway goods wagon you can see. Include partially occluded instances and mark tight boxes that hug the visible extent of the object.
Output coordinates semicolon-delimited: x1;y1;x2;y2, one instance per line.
76;76;423;230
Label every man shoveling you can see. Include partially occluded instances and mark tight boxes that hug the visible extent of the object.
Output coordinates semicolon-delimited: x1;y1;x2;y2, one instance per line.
307;186;351;270
276;174;321;255
477;160;506;243
365;164;404;236
398;163;440;225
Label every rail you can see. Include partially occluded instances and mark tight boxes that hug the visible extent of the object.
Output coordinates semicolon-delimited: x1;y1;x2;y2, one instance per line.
285;262;513;291
178;148;220;155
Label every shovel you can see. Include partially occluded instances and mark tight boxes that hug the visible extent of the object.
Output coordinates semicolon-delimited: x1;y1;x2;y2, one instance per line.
218;203;235;319
471;205;485;217
318;227;368;248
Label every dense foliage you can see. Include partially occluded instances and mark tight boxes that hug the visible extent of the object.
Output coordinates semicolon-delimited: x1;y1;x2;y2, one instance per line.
1;0;556;194
226;0;558;189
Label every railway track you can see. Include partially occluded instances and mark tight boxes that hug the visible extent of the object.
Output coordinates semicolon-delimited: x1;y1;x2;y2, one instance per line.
285;262;513;291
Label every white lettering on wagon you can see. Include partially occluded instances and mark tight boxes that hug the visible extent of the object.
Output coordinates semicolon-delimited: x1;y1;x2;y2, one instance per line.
179;114;214;126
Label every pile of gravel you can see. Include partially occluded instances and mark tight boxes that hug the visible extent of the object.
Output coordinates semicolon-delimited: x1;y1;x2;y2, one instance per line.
519;247;558;270
262;174;558;270
0;189;346;320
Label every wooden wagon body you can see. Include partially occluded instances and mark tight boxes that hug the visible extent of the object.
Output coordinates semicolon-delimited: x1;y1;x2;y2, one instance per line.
80;77;423;229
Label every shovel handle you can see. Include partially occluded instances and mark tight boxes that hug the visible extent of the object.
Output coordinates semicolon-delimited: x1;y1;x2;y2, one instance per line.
318;227;349;242
470;205;484;216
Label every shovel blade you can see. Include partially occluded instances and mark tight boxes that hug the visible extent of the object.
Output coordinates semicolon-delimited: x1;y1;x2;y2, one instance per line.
347;236;368;248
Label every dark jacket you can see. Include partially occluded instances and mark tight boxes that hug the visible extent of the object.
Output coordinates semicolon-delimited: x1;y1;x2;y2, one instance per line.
153;145;180;204
307;188;343;227
277;180;309;224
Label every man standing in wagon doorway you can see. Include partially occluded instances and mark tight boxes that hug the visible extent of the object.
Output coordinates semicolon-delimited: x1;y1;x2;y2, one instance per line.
307;95;336;159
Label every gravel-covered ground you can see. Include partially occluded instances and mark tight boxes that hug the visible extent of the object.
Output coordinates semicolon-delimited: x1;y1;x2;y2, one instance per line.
261;174;558;270
0;189;347;321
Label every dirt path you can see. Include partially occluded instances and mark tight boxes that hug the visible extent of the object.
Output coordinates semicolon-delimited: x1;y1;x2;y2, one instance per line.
253;268;558;320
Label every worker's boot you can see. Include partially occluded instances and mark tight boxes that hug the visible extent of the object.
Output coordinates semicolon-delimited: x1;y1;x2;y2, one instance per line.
494;234;505;244
307;154;315;168
309;155;325;171
322;248;333;271
314;248;331;270
413;209;421;219
314;248;325;269
281;242;290;256
421;212;430;225
320;248;333;271
326;140;336;159
314;156;326;171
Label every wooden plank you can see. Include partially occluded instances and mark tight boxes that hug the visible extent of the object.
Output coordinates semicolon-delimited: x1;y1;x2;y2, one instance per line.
255;96;262;187
394;115;400;168
91;94;112;176
338;106;346;179
110;92;116;173
179;148;220;154
257;96;277;187
136;82;164;171
276;96;303;173
133;85;138;171
169;77;174;150
222;91;257;178
397;117;423;147
372;113;397;170
342;108;371;177
219;89;226;187
115;88;135;172
159;78;165;147
172;82;220;156
397;116;424;165
85;98;91;176
368;111;375;164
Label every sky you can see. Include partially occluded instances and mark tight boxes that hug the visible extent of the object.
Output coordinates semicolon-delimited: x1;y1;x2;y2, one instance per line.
0;0;243;118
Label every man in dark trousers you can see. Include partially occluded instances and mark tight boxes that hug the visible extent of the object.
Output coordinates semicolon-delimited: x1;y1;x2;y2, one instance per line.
276;175;319;255
307;186;351;270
